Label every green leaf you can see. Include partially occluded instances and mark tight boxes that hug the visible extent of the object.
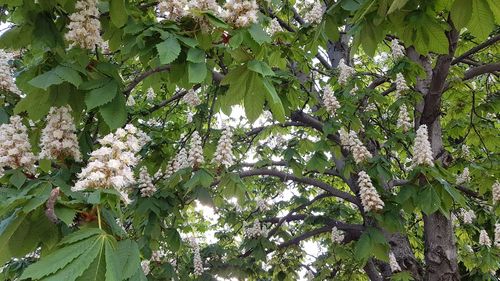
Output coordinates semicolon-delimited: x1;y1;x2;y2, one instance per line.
20;233;98;279
59;228;103;246
262;78;286;122
85;81;118;110
387;0;409;14
424;22;449;54
29;70;63;90
112;240;141;280
39;158;52;173
244;74;265;123
165;228;181;252
467;0;494;41
354;232;371;262
99;92;127;130
110;0;128;27
188;62;207;83
451;0;473;29
187;48;205;63
54;66;83;87
54;207;78;226
248;24;271;45
418;186;441;215
0;212;26;265
247;60;274;76
157;37;181;65
9;170;26;188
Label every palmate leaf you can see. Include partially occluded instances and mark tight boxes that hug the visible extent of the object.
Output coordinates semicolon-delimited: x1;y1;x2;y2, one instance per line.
21;228;142;281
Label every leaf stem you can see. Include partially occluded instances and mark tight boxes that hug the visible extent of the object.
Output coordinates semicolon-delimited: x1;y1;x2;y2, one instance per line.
97;205;102;230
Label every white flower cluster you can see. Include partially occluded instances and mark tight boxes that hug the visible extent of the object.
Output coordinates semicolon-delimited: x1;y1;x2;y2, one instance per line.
461;144;470;158
479;229;491;247
0;115;36;175
157;0;188;21
323;86;340;116
223;0;258;28
39;106;81;162
183;89;201;107
396;105;412;132
388;251;402;272
126;95;136;106
304;1;325;24
460;209;476;224
188;131;204;169
141;260;150;275
268;18;283;35
391;39;405;60
166;148;190;176
138;167;156;197
146;88;155;101
72;124;150;203
338;128;372;164
358;171;384;212
338;59;354;85
495;223;500;248
256;198;268;211
456;167;471;185
0;50;21;95
364;103;377;112
151;249;166;263
244;221;268;239
492;181;500;203
411;125;434;168
213;126;235;168
331;227;344;243
188;238;204;276
395;73;409;97
65;0;104;49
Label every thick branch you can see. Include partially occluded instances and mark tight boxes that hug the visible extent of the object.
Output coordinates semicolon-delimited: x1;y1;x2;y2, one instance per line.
451;34;500;65
463;63;500;80
239;168;360;205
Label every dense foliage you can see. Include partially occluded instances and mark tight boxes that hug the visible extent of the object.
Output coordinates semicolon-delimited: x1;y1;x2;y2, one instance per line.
0;0;499;280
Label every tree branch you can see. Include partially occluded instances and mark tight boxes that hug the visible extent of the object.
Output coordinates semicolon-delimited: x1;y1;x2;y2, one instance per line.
123;65;171;94
239;168;360;206
463;63;500;81
451;34;500;65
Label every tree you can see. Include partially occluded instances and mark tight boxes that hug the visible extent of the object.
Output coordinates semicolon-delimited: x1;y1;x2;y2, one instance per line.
0;0;499;280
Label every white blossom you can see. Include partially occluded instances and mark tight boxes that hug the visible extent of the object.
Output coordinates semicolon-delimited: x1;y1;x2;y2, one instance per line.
256;198;268;211
188;238;204;276
391;39;405;60
188;0;221;14
138;167;156;197
494;223;500;248
396;105;412;132
126;95;136;106
364;103;377;112
0;50;21;95
0;115;36;174
411;125;434;168
65;0;104;49
151;249;166;263
182;89;201;107
267;18;283;35
213;126;235;168
395;73;409;97
492;181;500;203
461;144;470;158
186;111;194;123
223;0;258;28
338;58;354;85
479;229;491;247
157;0;188;21
340;130;372;164
141;260;150;275
244;221;268;239
173;148;190;172
39;106;81;162
389;252;401;272
146;88;155;101
72;125;150;203
188;131;204;168
323;86;340;116
456;167;471;185
357;171;384;212
460;209;476;224
331;227;344;243
304;1;325;24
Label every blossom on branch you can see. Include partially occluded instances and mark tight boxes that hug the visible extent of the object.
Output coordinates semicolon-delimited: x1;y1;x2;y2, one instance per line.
39;106;81;162
0;115;36;175
223;0;258;28
304;1;325;24
479;229;491;247
358;171;384;212
0;50;21;95
213;126;234;168
411;125;434;168
138;167;156;197
396;105;412;132
323;86;341;116
188;131;204;169
389;251;402;272
391;39;405;60
331;227;344;243
338;59;354;85
157;0;188;21
65;0;104;49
